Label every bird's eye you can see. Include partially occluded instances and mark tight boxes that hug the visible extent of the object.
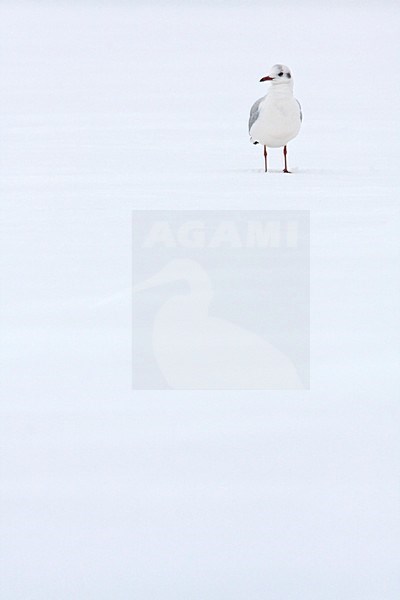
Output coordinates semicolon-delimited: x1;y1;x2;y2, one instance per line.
278;72;283;77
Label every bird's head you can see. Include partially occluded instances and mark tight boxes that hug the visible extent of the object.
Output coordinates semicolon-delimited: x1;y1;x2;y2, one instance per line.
260;64;293;85
133;259;211;295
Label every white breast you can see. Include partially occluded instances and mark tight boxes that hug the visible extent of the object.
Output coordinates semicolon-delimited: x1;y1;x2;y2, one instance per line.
250;95;301;148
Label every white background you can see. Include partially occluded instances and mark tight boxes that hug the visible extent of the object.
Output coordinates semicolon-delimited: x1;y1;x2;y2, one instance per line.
1;1;399;598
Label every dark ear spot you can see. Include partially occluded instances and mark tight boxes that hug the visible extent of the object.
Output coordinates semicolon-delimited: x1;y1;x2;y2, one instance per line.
287;73;291;78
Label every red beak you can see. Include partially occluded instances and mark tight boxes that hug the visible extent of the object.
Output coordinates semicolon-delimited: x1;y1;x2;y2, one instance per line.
260;75;274;82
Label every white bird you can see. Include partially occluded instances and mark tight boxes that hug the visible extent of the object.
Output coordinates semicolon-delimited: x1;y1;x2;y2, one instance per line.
134;259;303;390
249;64;302;173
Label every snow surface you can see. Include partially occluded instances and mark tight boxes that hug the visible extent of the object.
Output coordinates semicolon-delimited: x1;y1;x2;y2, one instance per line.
1;1;399;598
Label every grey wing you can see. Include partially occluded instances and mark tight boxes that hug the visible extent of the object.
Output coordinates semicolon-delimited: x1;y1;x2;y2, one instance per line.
248;96;265;133
296;99;303;122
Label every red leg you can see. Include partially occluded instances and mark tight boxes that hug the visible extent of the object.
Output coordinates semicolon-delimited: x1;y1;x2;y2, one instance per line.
263;145;268;172
283;145;291;173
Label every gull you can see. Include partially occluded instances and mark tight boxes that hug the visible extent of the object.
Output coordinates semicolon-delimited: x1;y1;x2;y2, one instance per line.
249;64;302;173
